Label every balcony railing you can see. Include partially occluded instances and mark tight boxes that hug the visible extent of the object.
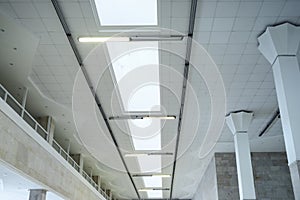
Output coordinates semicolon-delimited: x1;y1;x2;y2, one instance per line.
0;84;110;200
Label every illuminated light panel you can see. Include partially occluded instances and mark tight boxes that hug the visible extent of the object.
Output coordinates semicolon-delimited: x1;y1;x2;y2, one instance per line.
132;174;171;178
78;37;129;43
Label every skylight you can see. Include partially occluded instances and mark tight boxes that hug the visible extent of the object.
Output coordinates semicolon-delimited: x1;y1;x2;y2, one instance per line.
107;42;160;113
107;41;162;198
137;156;162;198
94;0;158;26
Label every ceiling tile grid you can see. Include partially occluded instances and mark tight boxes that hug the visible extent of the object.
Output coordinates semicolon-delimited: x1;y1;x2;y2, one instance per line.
0;1;80;106
1;0;300;199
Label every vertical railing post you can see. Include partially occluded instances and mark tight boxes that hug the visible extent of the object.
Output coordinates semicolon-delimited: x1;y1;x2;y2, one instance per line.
21;87;28;118
4;92;7;102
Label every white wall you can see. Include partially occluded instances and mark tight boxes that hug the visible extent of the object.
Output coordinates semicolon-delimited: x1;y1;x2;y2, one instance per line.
193;157;218;200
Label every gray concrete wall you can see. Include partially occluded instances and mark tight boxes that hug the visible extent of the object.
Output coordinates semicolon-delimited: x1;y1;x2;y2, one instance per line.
252;152;294;199
193;157;218;200
215;152;294;200
215;153;239;200
0;108;105;200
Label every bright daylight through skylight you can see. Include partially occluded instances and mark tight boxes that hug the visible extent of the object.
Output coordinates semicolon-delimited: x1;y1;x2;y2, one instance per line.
94;0;158;26
107;41;162;198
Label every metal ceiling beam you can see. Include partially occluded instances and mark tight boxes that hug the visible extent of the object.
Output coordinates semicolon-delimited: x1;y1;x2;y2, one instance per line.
50;0;141;199
169;0;198;199
258;108;280;137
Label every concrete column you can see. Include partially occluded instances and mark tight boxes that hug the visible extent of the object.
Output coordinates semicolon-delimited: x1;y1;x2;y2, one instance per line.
109;190;113;200
21;87;28;118
106;189;112;200
29;189;47;200
258;22;300;199
226;110;256;200
92;175;102;191
37;116;55;146
70;154;84;174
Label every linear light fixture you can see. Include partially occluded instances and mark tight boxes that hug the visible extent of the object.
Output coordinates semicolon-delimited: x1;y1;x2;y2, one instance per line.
124;153;148;157
132;174;171;178
78;36;129;43
130;35;184;41
124;152;173;157
138;188;170;192
143;115;176;120
78;35;184;43
109;115;176;120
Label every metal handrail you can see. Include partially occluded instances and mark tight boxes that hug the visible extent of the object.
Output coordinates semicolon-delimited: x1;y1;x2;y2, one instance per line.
0;84;110;200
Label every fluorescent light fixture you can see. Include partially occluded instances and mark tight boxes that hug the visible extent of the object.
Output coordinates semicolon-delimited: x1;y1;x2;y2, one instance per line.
152;174;171;178
124;152;173;157
130;35;184;41
78;37;129;43
138;188;169;192
109;115;176;120
142;115;176;120
132;174;171;178
79;36;184;43
124;153;148;157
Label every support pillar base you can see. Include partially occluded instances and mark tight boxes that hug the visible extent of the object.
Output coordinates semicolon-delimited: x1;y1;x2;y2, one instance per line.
289;160;300;200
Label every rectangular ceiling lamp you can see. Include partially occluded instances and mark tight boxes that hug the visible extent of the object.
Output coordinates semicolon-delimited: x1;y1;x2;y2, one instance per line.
78;37;129;43
130;35;184;41
138;188;170;191
94;0;158;26
132;174;171;178
124;152;173;157
109;115;176;120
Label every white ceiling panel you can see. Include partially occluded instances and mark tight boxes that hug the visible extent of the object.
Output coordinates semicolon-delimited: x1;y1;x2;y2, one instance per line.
1;0;298;199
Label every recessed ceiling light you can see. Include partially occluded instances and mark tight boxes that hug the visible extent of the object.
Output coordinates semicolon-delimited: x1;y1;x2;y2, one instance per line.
78;37;129;43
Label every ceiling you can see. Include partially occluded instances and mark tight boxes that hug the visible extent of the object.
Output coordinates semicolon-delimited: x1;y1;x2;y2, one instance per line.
0;0;299;199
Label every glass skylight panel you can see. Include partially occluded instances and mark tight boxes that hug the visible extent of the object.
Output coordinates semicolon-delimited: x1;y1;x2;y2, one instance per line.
137;156;163;198
129;119;161;150
147;190;163;198
108;42;161;151
108;42;163;198
107;42;160;112
94;0;158;26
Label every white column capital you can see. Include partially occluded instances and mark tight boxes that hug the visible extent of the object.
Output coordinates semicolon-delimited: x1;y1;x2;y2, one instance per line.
226;110;253;135
258;22;300;64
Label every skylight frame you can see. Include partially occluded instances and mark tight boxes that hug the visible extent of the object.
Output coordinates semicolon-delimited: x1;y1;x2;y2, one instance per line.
90;0;160;31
